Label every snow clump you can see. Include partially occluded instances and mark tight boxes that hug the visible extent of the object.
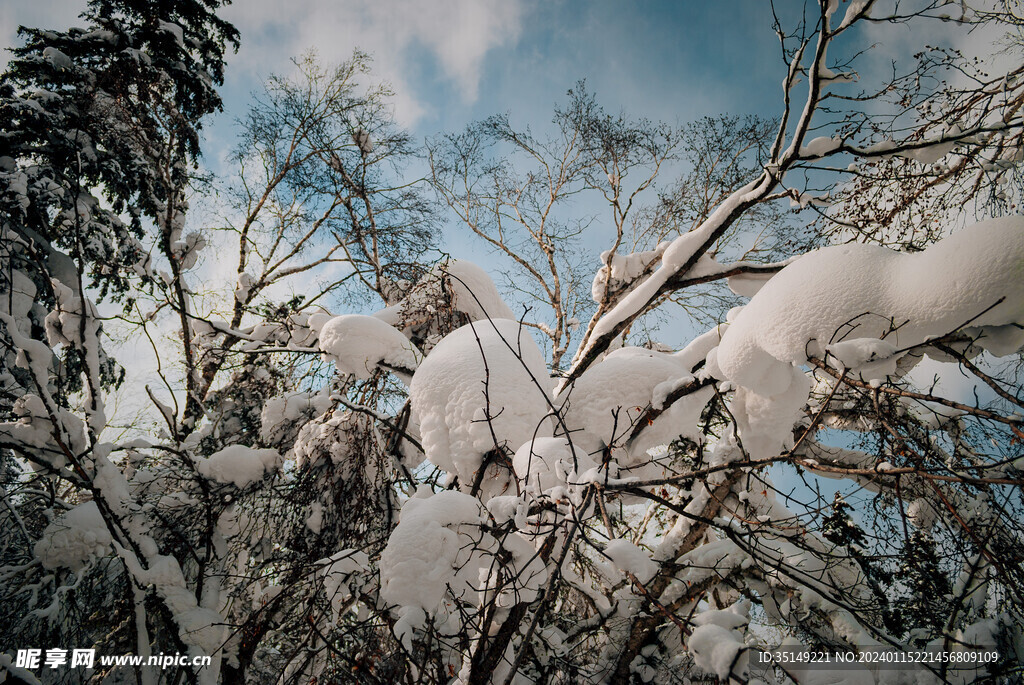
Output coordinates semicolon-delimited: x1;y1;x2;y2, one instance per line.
558;347;711;468
259;390;332;446
513;436;597;497
591;243;668;302
716;216;1024;396
604;539;659;583
195;445;282;487
318;314;420;381
710;217;1024;457
687;602;751;681
34;500;112;570
409;319;553;484
379;490;547;650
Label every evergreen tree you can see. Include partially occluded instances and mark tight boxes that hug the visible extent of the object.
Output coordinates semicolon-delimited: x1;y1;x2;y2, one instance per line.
821;493;900;634
1;0;238;301
896;530;952;645
0;0;239;442
0;0;237;667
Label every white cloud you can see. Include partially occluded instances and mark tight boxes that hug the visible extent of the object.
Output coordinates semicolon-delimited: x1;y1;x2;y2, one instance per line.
859;2;1016;76
0;0;83;71
3;0;525;125
221;0;526;124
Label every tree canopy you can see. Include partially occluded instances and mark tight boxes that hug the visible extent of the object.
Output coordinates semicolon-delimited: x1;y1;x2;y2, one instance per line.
2;1;1024;684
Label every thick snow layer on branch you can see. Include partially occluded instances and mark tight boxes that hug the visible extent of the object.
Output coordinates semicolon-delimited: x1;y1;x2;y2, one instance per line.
284;311;332;347
44;279;99;351
559;347;710;464
380;490;547;650
662;539;749;603
171;232;206;270
513;437;597;497
826;337;898;370
409;319;552;483
0;268;37;336
727;270;777;298
429;259;517;321
730;366;811;459
687;624;748;681
260;390;332;445
318;549;369;627
157;21;184;46
379;491;487;643
318;314;420;381
0;308;53;389
716;217;1024;397
34;501;112;570
674;325;727;372
688;605;752;680
118;551;226;657
0;393;87;469
591;243;668;302
42;46;72;69
799;135;842;158
573;176;769;371
195;445;282;487
234;272;254;303
965;322;1024;357
838;0;872;30
604;539;659;584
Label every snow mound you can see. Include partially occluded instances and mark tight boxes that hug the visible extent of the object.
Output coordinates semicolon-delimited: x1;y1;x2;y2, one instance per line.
379;490;547;648
35;501;112;570
378;485;552;647
716;217;1024;396
604;539;659;584
318;314;420;381
260;390;332;446
730;365;811;459
410;319;553;484
558;347;711;465
688;624;748;681
380;489;487;610
434;259;516;321
196;445;282;487
513;437;597;496
687;603;751;681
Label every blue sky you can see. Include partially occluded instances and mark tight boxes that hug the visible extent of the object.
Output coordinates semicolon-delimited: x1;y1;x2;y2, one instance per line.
2;1;789;154
380;1;785;133
202;0;800;294
2;1;997;335
2;1;980;226
1;0;994;205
